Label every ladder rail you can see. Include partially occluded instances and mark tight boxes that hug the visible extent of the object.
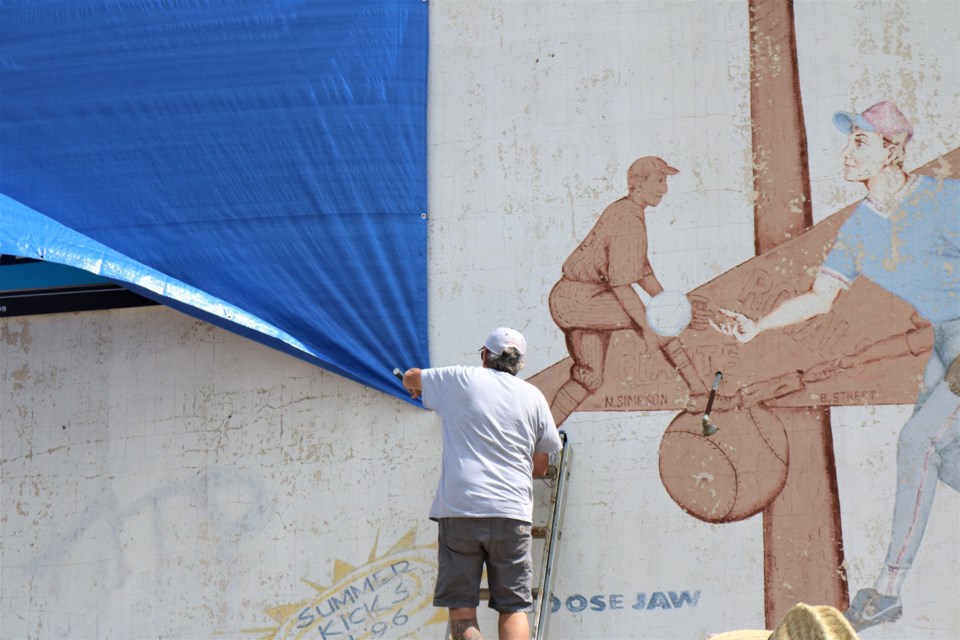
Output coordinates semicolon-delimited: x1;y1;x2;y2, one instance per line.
532;430;571;640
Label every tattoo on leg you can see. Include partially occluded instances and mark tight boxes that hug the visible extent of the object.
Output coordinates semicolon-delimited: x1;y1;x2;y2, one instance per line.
450;617;482;640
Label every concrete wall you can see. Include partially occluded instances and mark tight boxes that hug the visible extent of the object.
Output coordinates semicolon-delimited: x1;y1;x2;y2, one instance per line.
3;1;958;638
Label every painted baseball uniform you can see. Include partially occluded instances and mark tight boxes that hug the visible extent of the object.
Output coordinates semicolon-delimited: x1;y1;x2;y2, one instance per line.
549;197;655;331
821;174;960;594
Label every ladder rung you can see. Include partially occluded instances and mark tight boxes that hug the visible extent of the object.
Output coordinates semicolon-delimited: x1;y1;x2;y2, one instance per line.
531;526;547;539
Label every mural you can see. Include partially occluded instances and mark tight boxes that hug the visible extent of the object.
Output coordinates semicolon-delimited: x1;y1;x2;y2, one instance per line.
529;0;958;632
532;120;958;635
2;2;956;639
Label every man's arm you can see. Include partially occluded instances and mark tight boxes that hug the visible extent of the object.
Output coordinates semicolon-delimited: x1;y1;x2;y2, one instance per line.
532;397;562;478
802;316;930;383
638;272;665;300
402;368;423;399
713;270;844;343
611;282;709;399
533;453;550;478
611;283;654;332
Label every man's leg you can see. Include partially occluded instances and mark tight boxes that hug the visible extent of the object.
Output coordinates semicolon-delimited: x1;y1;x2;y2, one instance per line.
845;382;960;630
874;333;960;591
846;327;960;631
879;386;960;593
436;519;487;639
659;337;710;398
497;612;529;640
449;608;483;640
486;519;534;640
550;329;608;425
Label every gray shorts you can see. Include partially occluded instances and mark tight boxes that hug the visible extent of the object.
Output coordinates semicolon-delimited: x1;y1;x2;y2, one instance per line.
434;517;534;613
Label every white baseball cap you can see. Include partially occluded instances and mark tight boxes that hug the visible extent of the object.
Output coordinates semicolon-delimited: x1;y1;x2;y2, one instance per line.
482;327;527;356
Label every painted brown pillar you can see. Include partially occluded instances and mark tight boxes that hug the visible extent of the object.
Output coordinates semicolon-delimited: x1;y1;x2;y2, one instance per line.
747;0;847;626
761;408;847;624
749;0;813;251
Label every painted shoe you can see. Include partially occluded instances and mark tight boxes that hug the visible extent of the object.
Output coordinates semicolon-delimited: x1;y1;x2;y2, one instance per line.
844;587;902;630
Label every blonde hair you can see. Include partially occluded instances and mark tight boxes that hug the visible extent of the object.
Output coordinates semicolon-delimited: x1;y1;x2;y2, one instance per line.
771;604;859;640
709;603;859;640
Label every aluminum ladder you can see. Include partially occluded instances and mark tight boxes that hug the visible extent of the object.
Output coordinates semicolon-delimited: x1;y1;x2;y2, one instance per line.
531;429;571;640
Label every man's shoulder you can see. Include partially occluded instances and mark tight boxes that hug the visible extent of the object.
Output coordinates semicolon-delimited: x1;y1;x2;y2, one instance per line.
511;375;552;404
584;199;643;237
601;197;643;217
422;364;477;385
904;175;960;220
910;174;959;198
915;173;959;186
429;364;481;375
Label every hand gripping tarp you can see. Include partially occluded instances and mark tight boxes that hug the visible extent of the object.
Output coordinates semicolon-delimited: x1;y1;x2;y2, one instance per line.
0;1;429;401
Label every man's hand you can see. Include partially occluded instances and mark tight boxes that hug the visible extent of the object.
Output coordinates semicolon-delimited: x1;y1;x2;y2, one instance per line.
711;308;762;343
402;368;423;399
687;294;713;332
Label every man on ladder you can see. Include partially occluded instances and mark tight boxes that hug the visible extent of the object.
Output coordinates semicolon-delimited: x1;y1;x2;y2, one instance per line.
401;327;562;640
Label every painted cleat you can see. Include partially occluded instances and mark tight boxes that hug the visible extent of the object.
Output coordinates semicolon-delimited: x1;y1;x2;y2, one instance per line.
844;587;902;631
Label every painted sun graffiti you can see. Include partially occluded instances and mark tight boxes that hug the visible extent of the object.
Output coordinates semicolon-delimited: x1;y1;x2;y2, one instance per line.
244;529;445;640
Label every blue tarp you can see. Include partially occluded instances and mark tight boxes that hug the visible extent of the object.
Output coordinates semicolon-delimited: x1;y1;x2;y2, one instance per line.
0;1;429;401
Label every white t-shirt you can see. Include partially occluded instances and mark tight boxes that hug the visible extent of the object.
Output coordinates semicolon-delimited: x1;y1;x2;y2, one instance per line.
421;365;561;523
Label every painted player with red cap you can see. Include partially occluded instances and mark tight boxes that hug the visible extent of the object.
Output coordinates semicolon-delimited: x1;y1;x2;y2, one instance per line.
714;101;960;631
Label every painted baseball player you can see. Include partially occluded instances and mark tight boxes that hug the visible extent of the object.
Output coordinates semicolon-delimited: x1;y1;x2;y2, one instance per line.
548;156;709;426
714;101;960;631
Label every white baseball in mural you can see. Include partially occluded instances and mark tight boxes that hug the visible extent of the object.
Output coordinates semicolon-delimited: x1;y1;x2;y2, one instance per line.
645;290;692;337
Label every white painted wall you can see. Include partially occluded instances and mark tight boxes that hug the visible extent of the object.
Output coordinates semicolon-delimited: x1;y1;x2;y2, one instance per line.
2;1;958;638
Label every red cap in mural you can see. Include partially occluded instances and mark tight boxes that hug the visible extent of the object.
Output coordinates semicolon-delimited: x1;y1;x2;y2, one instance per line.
833;100;913;144
628;156;679;182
